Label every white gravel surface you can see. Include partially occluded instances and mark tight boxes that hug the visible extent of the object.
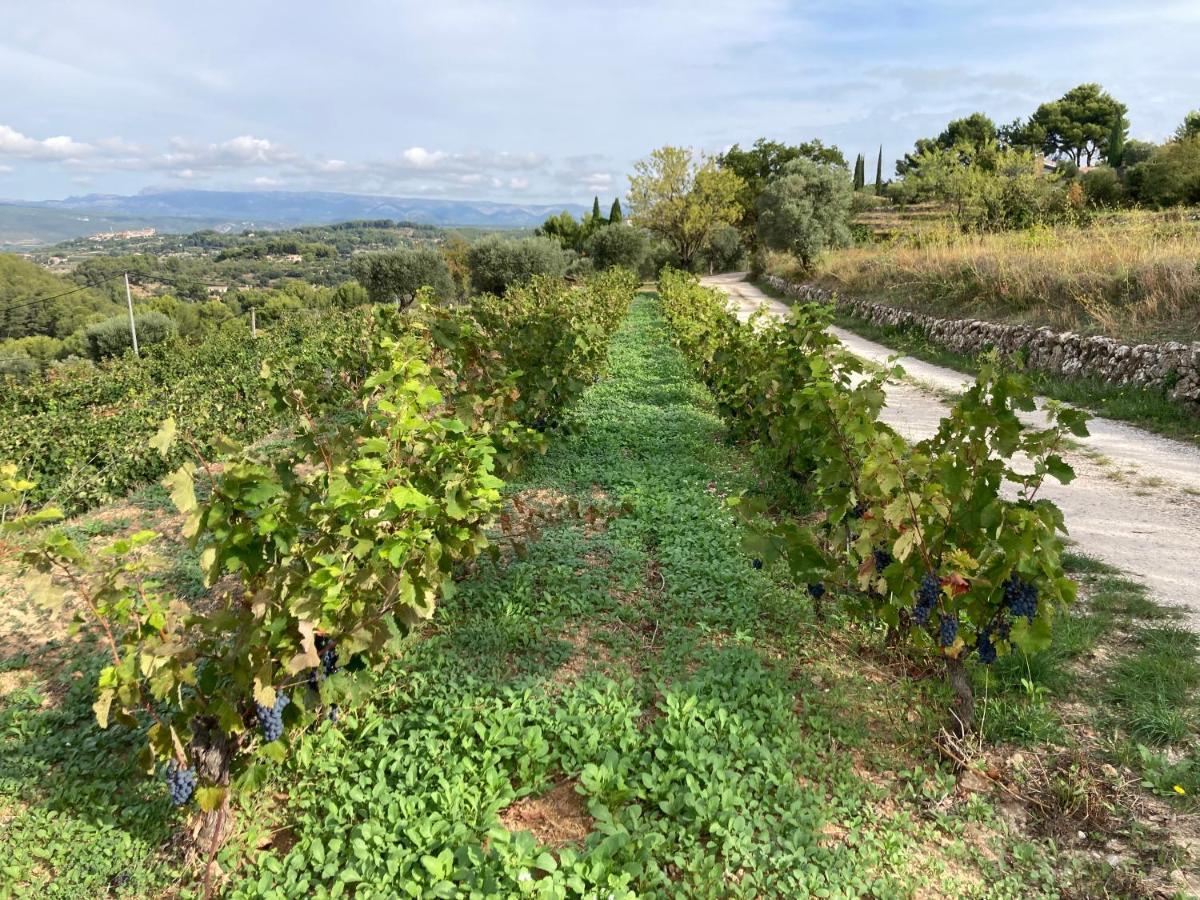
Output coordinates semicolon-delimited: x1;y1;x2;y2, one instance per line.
701;273;1200;629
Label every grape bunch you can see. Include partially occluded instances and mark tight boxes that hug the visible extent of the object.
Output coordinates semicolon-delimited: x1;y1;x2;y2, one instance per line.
850;501;867;520
1003;575;1039;623
806;582;826;600
912;572;939;626
751;558;763;570
975;627;997;664
938;614;959;648
256;693;290;742
329;704;339;724
319;642;339;677
872;546;892;573
166;761;197;807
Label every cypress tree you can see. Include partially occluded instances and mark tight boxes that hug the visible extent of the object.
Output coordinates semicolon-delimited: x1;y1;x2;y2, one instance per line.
1107;117;1125;167
853;154;865;191
875;145;884;195
609;197;623;223
592;196;603;223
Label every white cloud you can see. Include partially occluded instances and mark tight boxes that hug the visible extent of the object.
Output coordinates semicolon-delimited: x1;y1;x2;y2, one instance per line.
0;124;92;160
400;146;448;168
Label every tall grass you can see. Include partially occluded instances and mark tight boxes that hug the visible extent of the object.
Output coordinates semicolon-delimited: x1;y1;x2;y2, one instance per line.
807;211;1200;342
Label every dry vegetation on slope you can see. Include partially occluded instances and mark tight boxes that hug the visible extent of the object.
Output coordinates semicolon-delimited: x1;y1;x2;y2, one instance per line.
803;211;1200;343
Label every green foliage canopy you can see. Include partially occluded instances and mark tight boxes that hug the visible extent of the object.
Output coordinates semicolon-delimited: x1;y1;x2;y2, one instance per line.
355;247;455;308
465;235;571;295
628;146;745;270
755;158;853;270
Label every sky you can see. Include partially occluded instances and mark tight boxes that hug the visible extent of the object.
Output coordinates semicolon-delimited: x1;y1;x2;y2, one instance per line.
2;0;1198;205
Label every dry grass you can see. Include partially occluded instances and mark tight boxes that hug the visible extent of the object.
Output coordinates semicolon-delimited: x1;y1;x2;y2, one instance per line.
806;210;1200;342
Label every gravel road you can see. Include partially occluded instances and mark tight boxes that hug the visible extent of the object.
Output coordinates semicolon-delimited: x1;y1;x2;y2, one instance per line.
701;272;1200;628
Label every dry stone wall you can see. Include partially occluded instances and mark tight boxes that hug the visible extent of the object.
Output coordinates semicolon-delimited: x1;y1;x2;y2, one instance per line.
762;275;1200;406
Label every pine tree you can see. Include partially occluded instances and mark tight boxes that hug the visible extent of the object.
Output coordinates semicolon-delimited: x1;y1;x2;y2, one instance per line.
592;196;603;223
609;197;623;224
875;145;884;195
1107;117;1125;167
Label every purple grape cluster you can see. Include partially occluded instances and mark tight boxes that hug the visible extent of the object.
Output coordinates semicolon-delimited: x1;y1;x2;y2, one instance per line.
751;558;763;570
872;546;892;573
256;693;290;742
938;614;959;647
806;582;825;600
166;761;196;806
1004;575;1039;623
320;644;339;677
850;501;867;520
975;628;997;664
913;573;940;625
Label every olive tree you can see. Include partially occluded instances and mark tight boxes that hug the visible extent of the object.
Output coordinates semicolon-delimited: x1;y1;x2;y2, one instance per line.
466;235;571;295
355;247;455;308
755;159;853;270
585;224;649;271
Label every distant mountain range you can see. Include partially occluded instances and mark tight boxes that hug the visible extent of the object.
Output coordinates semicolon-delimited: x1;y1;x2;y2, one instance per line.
0;189;590;247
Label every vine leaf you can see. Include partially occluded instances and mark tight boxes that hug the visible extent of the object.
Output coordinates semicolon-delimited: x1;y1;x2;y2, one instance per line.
148;417;178;458
163;464;197;514
286;620;321;674
92;689;114;729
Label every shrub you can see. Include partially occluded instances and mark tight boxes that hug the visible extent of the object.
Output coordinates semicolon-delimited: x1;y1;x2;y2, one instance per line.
466;235;570;295
355;247;455;308
1126;138;1200;207
1081;166;1125;208
585;224;649;271
756;158;853;270
85;312;177;360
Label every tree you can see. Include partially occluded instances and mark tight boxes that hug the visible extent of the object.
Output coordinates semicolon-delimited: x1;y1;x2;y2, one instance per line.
608;197;623;224
591;196;603;224
354;247;455;308
756;158;853;270
1120;139;1157;167
1125;137;1200;207
897;113;998;176
536;210;586;251
853;154;865;191
465;235;571;295
585;224;649;271
1175;110;1200;142
716;138;847;245
1106;117;1125;167
627;146;744;270
1013;83;1127;166
875;146;884;195
85;311;177;360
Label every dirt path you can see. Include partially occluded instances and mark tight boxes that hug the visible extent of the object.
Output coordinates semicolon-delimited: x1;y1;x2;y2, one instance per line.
701;272;1200;629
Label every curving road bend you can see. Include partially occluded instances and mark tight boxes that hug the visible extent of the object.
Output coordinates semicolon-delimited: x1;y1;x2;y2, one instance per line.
701;272;1200;629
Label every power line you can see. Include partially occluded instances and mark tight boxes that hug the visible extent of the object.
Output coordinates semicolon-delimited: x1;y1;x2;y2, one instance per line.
0;273;125;317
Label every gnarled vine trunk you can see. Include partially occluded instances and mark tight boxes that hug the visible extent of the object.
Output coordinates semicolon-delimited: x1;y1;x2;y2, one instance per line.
191;717;235;853
945;656;974;737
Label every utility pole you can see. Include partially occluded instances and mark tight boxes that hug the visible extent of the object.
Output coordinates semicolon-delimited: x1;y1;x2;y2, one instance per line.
124;272;139;357
250;306;257;337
